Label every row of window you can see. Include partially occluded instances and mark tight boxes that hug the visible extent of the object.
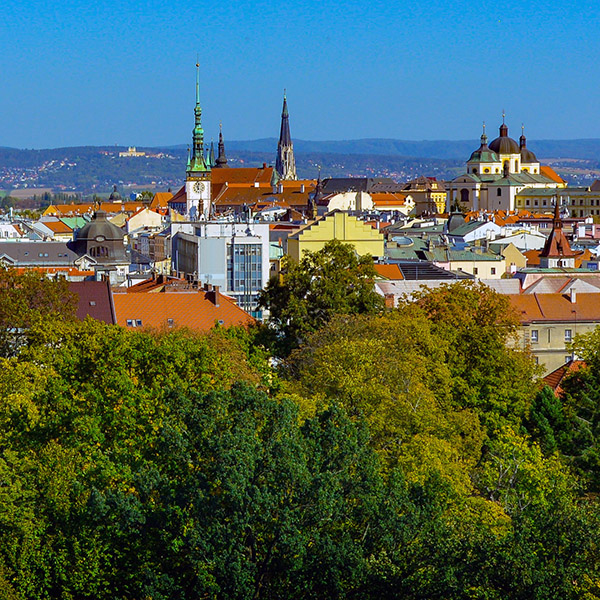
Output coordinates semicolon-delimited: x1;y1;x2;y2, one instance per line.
530;329;572;343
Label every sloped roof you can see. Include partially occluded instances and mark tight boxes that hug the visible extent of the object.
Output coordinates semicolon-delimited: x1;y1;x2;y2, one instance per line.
543;360;585;395
373;264;404;280
112;289;255;331
150;192;173;209
540;165;566;184
69;280;116;324
509;292;600;323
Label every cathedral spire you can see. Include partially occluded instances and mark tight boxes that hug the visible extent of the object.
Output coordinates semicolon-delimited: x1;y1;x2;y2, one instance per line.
188;61;210;175
215;121;229;168
275;90;297;180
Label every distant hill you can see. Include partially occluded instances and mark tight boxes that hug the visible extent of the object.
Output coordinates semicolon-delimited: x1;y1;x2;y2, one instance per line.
2;138;600;195
226;138;600;161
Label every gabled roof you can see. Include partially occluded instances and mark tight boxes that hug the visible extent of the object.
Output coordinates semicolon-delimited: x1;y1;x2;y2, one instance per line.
150;192;173;209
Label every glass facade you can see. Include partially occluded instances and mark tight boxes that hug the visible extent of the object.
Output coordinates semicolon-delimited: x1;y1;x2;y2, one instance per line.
227;243;263;317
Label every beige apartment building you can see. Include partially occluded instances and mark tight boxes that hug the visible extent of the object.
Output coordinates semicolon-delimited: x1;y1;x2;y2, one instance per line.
509;291;600;374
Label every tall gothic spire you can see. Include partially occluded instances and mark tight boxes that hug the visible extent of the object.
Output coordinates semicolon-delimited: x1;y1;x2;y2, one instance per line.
187;61;210;175
215;122;229;168
275;90;297;180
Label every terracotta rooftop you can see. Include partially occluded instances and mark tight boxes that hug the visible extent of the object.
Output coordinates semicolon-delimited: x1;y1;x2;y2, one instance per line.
540;165;566;184
112;288;255;331
509;292;600;324
543;359;585;396
373;264;404;280
150;192;173;209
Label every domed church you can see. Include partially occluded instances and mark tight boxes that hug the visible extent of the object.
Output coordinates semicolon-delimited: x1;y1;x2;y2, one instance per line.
448;116;564;213
70;209;129;283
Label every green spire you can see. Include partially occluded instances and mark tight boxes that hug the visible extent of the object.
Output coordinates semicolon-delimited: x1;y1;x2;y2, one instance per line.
188;61;210;175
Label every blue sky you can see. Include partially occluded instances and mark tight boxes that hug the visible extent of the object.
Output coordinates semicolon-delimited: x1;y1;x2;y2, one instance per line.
1;0;599;148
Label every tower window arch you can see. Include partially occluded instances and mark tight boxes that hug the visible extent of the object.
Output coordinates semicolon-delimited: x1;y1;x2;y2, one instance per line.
497;188;502;197
460;188;469;203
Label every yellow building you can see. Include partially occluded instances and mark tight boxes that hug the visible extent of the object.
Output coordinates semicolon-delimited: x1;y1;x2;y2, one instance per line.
287;211;384;262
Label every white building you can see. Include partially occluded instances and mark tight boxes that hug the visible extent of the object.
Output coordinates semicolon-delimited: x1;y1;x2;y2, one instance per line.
171;221;270;317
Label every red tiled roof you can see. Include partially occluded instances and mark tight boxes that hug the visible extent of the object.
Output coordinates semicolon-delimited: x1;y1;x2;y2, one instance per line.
112;289;255;331
509;292;600;324
150;192;173;209
543;360;585;395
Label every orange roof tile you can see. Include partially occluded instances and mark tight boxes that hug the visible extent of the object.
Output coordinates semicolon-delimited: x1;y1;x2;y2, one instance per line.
43;220;73;234
373;264;404;280
540;165;566;184
112;290;255;331
150;192;173;209
509;292;600;324
543;360;585;395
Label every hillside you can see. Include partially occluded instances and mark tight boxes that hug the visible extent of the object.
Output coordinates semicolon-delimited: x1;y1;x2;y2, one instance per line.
2;138;600;195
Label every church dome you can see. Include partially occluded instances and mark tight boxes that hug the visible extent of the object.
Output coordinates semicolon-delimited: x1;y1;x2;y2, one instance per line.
71;210;127;264
77;210;124;243
468;128;499;163
521;147;538;163
519;131;538;163
108;184;122;201
489;122;520;154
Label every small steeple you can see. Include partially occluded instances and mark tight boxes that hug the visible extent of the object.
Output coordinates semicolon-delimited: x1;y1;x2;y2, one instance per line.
520;124;527;149
187;60;210;175
499;110;508;138
480;121;488;146
215;121;229;168
209;140;216;167
275;89;297;180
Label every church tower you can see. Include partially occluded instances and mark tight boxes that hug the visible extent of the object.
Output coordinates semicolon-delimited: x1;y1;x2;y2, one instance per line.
185;62;211;220
214;122;229;168
275;91;297;181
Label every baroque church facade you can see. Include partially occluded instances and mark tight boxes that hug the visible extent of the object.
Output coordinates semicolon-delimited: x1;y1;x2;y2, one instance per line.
448;118;564;213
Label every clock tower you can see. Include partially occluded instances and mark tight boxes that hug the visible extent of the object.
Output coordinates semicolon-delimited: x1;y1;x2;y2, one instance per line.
185;62;211;220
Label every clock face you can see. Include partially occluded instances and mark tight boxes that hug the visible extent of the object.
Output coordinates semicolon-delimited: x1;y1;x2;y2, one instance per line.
193;181;205;193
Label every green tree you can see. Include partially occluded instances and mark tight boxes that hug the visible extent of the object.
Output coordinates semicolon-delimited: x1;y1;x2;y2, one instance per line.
0;268;77;358
259;239;384;355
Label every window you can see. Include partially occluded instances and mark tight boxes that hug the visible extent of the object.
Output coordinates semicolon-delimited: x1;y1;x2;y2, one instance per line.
484;168;490;173
565;329;572;342
566;355;573;363
491;267;496;275
136;320;142;327
473;268;478;275
531;329;539;343
126;319;134;327
526;200;530;206
497;188;502;197
167;318;174;327
89;301;96;306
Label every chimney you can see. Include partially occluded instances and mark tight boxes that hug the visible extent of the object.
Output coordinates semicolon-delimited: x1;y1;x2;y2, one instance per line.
384;293;395;309
300;184;305;193
570;287;577;303
278;183;284;194
262;163;267;169
211;285;220;307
